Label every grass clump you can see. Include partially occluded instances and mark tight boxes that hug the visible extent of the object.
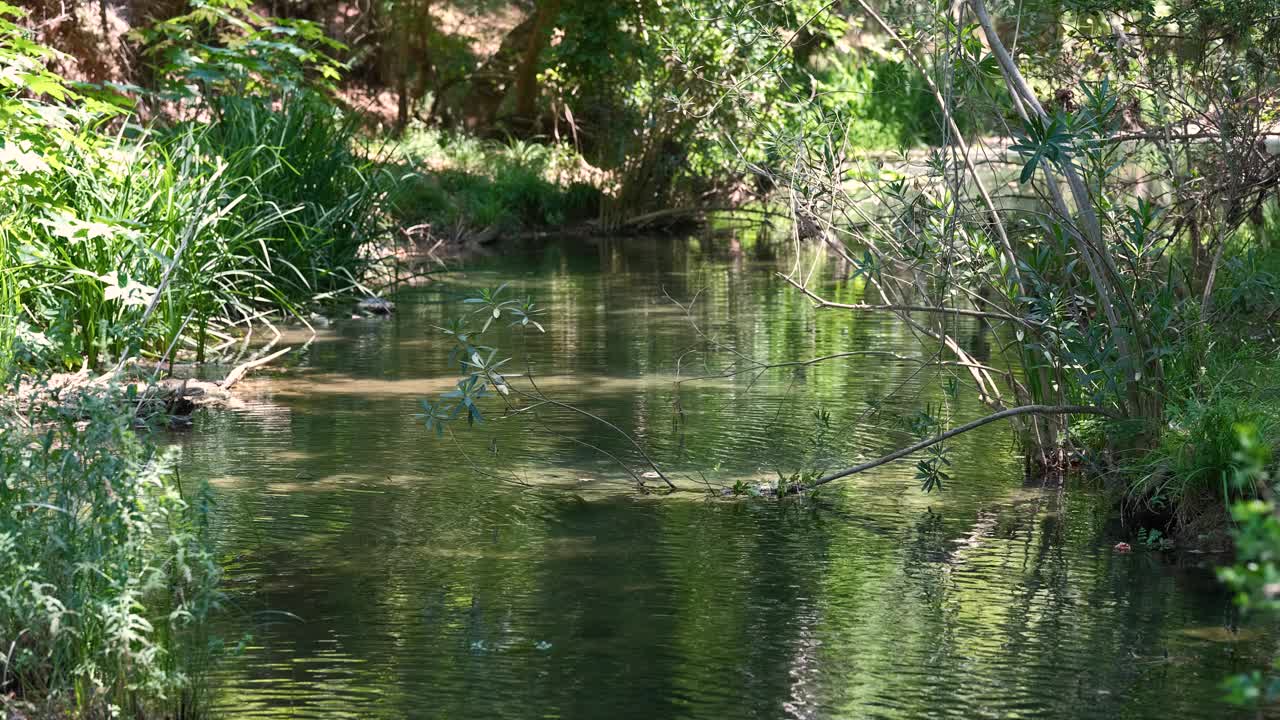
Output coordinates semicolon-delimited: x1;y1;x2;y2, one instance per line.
1;4;385;373
188;93;383;298
0;383;221;718
2;91;384;371
1130;384;1279;535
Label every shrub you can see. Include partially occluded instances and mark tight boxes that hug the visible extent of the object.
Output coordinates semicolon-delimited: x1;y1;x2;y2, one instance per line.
1;0;382;371
0;383;220;717
2;94;383;371
1128;355;1280;533
385;128;603;232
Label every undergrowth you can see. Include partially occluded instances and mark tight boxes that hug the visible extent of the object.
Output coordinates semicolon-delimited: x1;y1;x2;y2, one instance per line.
1117;205;1280;542
1;3;384;373
381;127;602;234
0;383;221;718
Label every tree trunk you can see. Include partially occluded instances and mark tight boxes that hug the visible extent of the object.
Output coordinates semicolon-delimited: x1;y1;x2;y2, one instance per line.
460;10;538;131
397;66;410;133
512;0;562;126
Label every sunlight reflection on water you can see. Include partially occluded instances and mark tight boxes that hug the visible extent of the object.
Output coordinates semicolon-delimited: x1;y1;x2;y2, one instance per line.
178;238;1264;719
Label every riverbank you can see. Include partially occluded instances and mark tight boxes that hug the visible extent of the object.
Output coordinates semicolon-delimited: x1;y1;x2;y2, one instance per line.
376;126;781;259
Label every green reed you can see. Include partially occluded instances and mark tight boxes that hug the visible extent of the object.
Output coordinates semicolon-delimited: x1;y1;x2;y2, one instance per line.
4;93;383;370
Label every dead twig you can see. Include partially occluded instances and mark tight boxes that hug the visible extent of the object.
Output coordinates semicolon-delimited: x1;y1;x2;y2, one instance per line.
220;346;292;391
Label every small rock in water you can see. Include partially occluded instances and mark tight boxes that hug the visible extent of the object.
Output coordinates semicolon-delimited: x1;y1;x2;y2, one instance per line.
357;296;395;315
641;471;661;479
534;640;553;651
307;312;331;328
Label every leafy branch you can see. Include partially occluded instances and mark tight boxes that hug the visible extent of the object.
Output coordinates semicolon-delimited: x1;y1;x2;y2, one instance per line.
417;284;674;490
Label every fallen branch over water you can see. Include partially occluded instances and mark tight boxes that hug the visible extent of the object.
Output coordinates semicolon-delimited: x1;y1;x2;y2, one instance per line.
220;346;293;390
780;273;1044;328
619;206;784;229
809;404;1119;489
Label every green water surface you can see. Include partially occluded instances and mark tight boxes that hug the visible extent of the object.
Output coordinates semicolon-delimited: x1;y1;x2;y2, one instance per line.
178;238;1269;719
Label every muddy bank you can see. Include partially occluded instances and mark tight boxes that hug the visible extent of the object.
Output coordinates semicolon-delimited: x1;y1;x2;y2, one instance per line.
6;347;296;429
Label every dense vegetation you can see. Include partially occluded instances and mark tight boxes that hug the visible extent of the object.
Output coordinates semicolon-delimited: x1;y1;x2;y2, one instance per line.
0;384;219;717
2;0;1280;715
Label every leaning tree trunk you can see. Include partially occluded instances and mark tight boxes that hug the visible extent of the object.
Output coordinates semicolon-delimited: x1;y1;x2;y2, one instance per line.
969;0;1161;433
459;10;538;132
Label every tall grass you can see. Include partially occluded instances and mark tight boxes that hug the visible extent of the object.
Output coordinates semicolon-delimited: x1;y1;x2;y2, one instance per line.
0;384;220;718
0;229;15;376
194;93;382;298
4;93;383;370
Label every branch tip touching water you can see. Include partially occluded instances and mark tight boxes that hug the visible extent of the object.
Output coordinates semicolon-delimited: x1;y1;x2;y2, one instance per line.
809;404;1118;489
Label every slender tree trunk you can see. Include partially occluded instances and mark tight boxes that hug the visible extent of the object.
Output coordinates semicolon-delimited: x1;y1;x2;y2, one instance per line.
397;69;410;133
969;0;1155;427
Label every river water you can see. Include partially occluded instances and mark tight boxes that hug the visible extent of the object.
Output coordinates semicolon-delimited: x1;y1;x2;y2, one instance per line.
177;237;1271;719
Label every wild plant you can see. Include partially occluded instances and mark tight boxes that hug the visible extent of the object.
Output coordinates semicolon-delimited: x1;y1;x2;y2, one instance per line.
1219;425;1280;706
418;284;674;490
1;4;382;370
0;383;221;717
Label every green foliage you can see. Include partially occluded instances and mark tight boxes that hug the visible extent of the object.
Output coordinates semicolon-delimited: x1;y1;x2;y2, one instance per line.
0;384;220;717
386;128;601;231
1011;112;1073;183
1;5;132;369
1218;425;1280;707
1125;260;1280;520
547;0;847;214
4;96;381;370
1133;391;1274;514
897;404;952;493
1135;526;1173;550
138;0;345;107
806;55;940;149
1;3;380;371
417;284;546;437
185;93;382;298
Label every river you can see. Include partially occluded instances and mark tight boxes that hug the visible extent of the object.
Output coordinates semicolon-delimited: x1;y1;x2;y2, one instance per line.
176;237;1270;719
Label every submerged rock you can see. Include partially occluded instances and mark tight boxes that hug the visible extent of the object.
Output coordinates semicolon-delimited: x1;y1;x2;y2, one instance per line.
357;297;395;315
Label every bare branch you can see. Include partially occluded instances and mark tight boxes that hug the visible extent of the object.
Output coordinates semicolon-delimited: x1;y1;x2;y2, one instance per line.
809;405;1118;489
779;273;1041;326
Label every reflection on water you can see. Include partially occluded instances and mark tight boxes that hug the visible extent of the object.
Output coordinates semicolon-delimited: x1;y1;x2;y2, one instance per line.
179;238;1267;719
